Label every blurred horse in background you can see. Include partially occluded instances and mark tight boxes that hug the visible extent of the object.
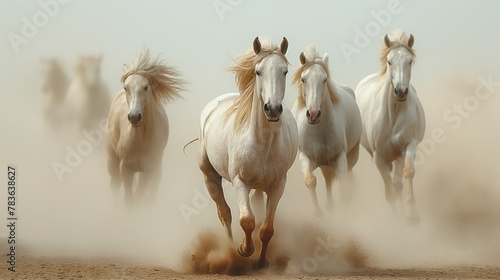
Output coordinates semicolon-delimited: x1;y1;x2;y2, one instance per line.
106;47;185;208
355;29;425;224
65;55;111;133
40;58;69;131
292;45;362;217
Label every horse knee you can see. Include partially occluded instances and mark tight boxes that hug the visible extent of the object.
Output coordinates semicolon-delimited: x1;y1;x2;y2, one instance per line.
305;173;317;189
240;215;255;234
259;224;274;243
403;164;415;179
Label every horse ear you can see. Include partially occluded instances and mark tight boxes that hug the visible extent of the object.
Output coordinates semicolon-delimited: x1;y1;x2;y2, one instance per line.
253;37;261;55
299;52;306;65
384;34;392;47
280;37;288;55
322;53;329;65
408;34;414;48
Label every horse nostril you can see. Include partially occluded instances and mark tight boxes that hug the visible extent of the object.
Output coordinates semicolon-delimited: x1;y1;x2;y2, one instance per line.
278;104;283;114
264;104;270;113
128;114;132;122
317;110;321;119
306;110;311;118
137;113;142;121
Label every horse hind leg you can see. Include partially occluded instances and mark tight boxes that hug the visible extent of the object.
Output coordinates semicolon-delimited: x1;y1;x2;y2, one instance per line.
403;141;420;225
199;154;233;239
251;190;265;223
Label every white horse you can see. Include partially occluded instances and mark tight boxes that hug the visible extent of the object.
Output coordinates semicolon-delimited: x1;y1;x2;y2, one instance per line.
106;48;184;207
355;30;425;224
40;58;69;130
197;37;298;267
65;55;110;132
292;45;362;217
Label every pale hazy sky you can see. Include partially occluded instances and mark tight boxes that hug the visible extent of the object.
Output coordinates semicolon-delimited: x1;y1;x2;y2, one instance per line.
1;1;500;268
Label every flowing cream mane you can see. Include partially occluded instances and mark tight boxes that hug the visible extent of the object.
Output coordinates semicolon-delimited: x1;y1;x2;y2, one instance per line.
292;45;340;109
121;48;185;104
223;38;289;129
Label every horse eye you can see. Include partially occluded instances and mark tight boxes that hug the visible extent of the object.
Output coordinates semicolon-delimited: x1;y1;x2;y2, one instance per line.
255;70;261;76
388;61;392;66
409;60;413;65
301;78;305;83
323;78;327;84
123;87;127;92
284;70;288;76
144;85;148;91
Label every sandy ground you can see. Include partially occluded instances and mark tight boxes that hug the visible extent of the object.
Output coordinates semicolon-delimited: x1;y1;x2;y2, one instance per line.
1;244;499;280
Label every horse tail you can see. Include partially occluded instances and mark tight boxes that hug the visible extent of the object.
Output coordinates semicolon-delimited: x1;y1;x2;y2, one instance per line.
183;138;199;155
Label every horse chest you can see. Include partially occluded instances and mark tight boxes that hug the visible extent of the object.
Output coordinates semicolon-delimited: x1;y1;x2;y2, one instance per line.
299;124;344;165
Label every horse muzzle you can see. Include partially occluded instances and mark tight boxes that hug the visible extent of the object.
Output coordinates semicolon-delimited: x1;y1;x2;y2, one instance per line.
263;103;283;122
394;87;408;102
306;109;321;124
128;113;142;127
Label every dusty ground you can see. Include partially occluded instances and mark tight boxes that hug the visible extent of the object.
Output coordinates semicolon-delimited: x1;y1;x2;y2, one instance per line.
2;241;499;279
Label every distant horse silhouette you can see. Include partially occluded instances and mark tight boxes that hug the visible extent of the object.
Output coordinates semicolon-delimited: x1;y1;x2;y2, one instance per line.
65;55;110;132
40;58;69;130
106;48;185;208
197;37;298;267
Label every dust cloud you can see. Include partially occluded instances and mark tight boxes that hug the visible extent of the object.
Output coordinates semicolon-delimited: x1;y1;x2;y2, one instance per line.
1;51;499;278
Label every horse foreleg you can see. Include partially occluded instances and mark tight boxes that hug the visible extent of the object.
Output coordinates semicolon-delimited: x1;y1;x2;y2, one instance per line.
335;151;351;209
393;158;404;211
257;178;285;268
106;149;121;198
374;151;397;213
233;177;255;258
404;140;420;225
119;162;135;209
137;167;161;206
299;153;322;217
319;166;334;211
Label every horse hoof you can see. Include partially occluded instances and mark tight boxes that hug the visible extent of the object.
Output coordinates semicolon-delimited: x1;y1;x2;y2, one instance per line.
237;243;254;258
406;215;421;226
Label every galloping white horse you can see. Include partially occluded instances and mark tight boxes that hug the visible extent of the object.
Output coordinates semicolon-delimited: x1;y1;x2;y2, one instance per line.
198;37;298;267
355;30;425;224
65;55;110;132
106;48;184;207
292;45;362;217
40;58;69;130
